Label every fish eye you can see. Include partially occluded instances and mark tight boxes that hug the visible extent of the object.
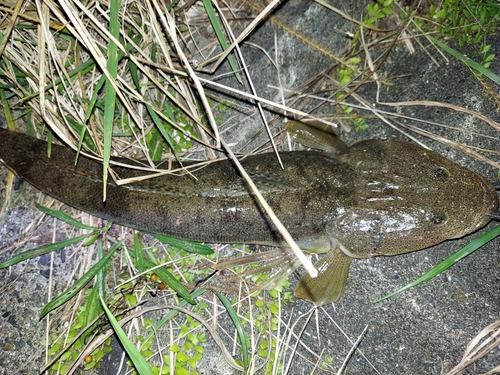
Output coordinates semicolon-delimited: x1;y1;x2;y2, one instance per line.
431;212;448;225
434;167;450;180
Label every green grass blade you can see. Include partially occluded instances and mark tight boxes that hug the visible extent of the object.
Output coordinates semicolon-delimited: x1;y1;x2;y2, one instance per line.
145;102;180;158
95;238;107;300
152;234;214;255
99;294;155;375
39;240;121;318
80;240;105;345
429;36;500;84
128;59;180;160
134;232;146;273
81;222;112;247
82;233;101;246
84;36;138;126
374;224;500;303
23;58;96;102
0;234;92;268
211;289;248;369
65;117;97;152
35;204;99;230
0;181;28;219
83;74;106;123
0;86;14;128
101;0;121;200
128;56;140;89
24;109;36;136
201;0;241;82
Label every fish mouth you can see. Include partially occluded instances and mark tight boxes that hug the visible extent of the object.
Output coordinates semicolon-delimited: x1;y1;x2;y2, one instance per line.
444;174;499;240
475;173;499;223
488;210;500;220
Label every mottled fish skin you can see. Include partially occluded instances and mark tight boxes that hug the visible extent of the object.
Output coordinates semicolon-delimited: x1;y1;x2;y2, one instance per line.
1;128;498;304
0;128;356;247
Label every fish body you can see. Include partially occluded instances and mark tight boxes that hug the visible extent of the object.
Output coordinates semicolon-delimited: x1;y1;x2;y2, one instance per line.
1;128;497;305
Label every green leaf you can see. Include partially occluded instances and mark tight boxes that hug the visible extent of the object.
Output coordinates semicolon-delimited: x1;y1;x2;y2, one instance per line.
101;0;121;199
91;239;106;310
347;57;361;65
429;36;500;84
128;59;181;160
23;57;97;103
211;289;248;369
39;240;121;318
435;9;447;21
134;232;146;273
100;295;155;375
152;234;214;255
484;53;495;63
79;283;102;347
367;3;377;16
82;231;106;246
145;102;180;159
0;234;92;268
201;0;241;83
82;35;139;128
65;117;97;152
429;4;436;17
35;204;99;230
374;224;500;303
381;7;392;16
473;32;483;44
0;87;14;130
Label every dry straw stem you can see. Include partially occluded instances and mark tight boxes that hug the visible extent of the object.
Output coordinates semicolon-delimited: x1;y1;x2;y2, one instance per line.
195;0;282;71
336;324;369;375
0;0;24;56
446;319;500;375
272;83;500;170
356;18;500;168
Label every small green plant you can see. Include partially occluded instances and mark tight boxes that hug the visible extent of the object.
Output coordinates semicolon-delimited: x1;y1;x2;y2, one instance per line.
334;57;370;132
364;0;394;26
411;0;498;68
320;355;334;370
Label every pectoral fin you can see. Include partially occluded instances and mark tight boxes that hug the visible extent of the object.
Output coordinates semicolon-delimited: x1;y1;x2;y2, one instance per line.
294;247;352;306
285;120;348;155
215;248;301;292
